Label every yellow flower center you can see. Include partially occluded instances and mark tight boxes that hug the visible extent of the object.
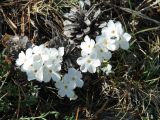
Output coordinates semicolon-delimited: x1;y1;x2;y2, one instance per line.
64;85;68;89
104;40;108;45
111;30;115;34
72;77;76;81
100;49;103;53
49;70;52;73
87;59;91;63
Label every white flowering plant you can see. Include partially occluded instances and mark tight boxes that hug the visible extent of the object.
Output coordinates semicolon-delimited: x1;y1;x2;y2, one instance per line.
12;0;133;101
13;0;132;101
15;18;131;100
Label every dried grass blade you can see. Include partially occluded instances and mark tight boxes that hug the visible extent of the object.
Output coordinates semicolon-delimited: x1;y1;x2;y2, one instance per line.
119;7;160;25
0;7;17;34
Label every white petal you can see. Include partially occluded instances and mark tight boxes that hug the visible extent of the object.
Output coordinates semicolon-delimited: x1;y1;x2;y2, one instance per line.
77;57;86;65
51;72;61;82
69;82;77;89
119;40;129;50
68;68;75;74
76;79;84;88
80;42;87;50
88;65;96;73
50;63;61;72
58;47;64;56
66;90;75;98
16;52;26;66
26;48;33;57
16;59;23;66
107;43;119;51
80;64;88;73
33;54;41;62
76;71;82;78
58;89;66;97
70;94;78;100
81;50;89;56
32;46;39;54
107;64;112;71
35;67;44;82
115;21;123;35
101;27;108;36
21;59;33;71
84;35;90;42
107;38;116;44
123;33;131;42
90;39;95;48
101;64;112;75
96;35;104;43
107;20;115;28
104;51;112;60
55;81;63;89
19;51;26;59
43;70;52;83
92;59;101;67
27;71;36;81
33;61;43;70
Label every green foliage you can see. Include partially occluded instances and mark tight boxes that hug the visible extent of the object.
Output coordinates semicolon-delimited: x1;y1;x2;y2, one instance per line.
0;99;10;112
64;113;75;120
19;111;60;120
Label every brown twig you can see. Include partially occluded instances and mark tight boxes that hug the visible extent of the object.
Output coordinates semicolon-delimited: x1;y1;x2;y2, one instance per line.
94;100;108;118
0;7;17;34
76;107;80;120
28;3;31;39
21;11;25;36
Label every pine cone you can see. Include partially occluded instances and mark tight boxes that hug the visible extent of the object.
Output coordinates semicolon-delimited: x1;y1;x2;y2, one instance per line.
63;0;102;42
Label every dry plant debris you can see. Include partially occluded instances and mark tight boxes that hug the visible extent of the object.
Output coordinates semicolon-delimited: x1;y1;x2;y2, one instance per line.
0;0;160;119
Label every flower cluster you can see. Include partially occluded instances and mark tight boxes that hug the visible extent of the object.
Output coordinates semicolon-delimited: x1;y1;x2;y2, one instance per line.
16;45;84;100
16;45;64;82
16;20;131;100
77;20;131;73
55;68;84;100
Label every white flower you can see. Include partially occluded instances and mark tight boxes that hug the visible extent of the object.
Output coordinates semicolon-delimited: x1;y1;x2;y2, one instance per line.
21;53;41;72
16;48;33;66
93;43;112;61
57;47;64;63
96;35;118;51
64;68;84;88
47;48;59;61
55;68;83;100
43;61;61;82
102;20;123;41
119;32;131;50
55;79;77;99
25;60;43;81
101;64;112;75
32;44;45;55
58;47;64;57
77;55;101;73
16;45;64;83
101;20;131;50
80;35;95;56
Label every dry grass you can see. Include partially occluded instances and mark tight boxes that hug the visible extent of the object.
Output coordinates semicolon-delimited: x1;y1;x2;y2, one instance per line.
0;0;160;119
